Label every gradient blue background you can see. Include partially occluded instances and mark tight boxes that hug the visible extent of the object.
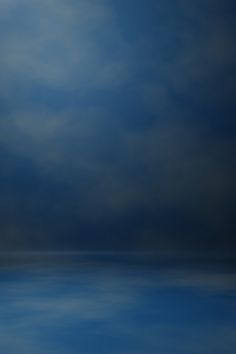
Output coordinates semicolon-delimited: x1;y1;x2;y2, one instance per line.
0;0;235;253
0;2;236;353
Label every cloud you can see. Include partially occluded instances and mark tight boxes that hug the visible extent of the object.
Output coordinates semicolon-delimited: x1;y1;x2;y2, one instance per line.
0;103;235;250
0;0;130;96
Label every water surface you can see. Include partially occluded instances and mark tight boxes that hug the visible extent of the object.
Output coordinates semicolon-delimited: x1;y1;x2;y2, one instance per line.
0;253;235;354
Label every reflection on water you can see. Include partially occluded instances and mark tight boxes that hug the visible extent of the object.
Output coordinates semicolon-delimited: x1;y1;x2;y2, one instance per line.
0;253;235;354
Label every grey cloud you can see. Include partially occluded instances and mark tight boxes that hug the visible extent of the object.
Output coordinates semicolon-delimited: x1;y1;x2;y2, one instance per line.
0;0;130;96
0;104;235;239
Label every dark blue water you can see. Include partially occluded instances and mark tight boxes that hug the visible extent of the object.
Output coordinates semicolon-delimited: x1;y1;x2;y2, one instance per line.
0;253;235;354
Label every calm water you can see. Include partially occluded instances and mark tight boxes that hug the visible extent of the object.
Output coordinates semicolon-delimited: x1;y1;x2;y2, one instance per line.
0;254;235;354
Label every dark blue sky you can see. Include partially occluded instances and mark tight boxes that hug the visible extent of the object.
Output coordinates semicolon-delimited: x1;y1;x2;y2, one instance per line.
0;0;235;252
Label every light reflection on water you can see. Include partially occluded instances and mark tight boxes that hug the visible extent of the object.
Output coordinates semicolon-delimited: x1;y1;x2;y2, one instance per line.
0;254;235;354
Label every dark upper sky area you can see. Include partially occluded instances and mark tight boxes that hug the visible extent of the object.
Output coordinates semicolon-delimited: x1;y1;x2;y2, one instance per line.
0;0;235;253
